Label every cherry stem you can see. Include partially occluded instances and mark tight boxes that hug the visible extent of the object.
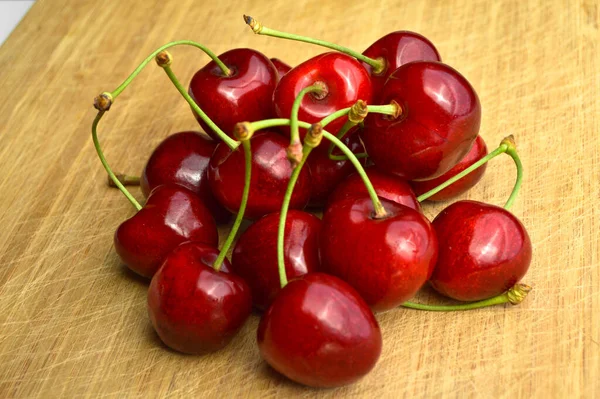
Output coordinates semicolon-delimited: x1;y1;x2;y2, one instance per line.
289;83;326;147
92;112;142;211
401;283;532;311
107;174;140;187
243;15;385;74
213;135;252;272
503;139;523;210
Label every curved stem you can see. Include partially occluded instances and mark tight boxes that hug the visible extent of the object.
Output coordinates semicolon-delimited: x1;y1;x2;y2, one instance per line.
92;112;142;210
290;84;325;146
320;107;352;128
162;65;239;150
107;174;140;187
503;146;523;210
213;140;252;271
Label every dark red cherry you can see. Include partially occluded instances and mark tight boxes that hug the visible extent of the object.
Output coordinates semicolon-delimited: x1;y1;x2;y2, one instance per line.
320;197;438;312
140;131;230;223
327;165;421;212
430;200;532;301
270;58;292;79
273;52;373;140
189;48;278;140
114;185;218;278
148;242;252;354
411;135;488;201
257;273;382;388
361;31;441;98
362;61;481;181
208;131;311;220
232;210;321;310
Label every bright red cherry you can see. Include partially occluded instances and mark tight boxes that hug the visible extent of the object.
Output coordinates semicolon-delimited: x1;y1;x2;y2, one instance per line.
270;57;292;79
114;184;218;278
148;242;252;354
140;131;230;223
273;52;373;140
189;48;278;141
362;31;441;99
327;165;421;212
362;61;481;181
411;135;488;201
257;273;382;388
430;200;532;301
231;210;321;310
208;131;312;220
320;197;438;311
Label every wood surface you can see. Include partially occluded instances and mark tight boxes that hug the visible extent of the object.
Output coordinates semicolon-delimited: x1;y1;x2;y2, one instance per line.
0;0;598;397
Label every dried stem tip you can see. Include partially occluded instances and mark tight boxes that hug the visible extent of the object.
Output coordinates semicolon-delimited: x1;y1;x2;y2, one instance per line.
304;123;323;148
155;51;173;67
348;100;369;124
286;141;303;168
243;15;262;33
506;283;532;305
501;134;516;150
389;100;403;120
93;92;113;111
234;122;253;141
108;173;141;187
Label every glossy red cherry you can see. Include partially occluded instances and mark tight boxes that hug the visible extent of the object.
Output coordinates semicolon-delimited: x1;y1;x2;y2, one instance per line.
327;165;421;212
114;184;218;278
362;31;441;99
320;197;438;311
140;131;230;223
270;58;292;79
148;242;252;354
273;52;373;140
208;131;312;220
257;273;382;388
411;135;488;201
362;61;481;181
189;48;278;140
430;200;532;301
232;210;321;310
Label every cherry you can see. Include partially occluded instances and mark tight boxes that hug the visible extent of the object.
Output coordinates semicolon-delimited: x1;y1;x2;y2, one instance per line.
362;61;481;181
140;131;230;223
429;200;532;301
208;131;312;220
320;197;438;312
327;165;421;212
411;135;488;201
148;242;251;354
231;210;321;310
188;48;278;141
257;273;382;388
270;58;292;79
114;184;218;278
273;52;373;140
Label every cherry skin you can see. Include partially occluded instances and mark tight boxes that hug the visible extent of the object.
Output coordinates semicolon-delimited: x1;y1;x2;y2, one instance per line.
320;197;438;312
140;131;230;223
270;58;292;79
327;165;421;212
208;131;312;220
231;210;321;310
257;273;382;388
148;242;252;354
189;48;278;141
361;61;481;181
273;52;373;140
411;135;488;201
361;31;441;99
429;200;532;301
114;184;218;278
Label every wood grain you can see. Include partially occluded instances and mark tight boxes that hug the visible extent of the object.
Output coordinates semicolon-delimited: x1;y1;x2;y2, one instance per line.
0;0;598;397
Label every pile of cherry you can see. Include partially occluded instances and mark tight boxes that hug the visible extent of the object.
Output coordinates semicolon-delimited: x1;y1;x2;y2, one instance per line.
92;16;532;388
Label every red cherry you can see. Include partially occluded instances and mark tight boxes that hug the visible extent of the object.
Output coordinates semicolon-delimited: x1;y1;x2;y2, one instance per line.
114;184;218;278
231;210;321;310
257;273;382;388
362;61;481;181
411;135;488;201
327;165;421;212
430;200;532;301
189;48;277;140
148;242;251;354
270;57;292;79
208;131;311;220
362;31;441;99
320;197;438;311
140;131;230;223
273;52;373;140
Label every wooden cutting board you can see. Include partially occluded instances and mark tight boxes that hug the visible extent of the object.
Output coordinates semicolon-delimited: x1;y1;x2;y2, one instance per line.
0;0;598;397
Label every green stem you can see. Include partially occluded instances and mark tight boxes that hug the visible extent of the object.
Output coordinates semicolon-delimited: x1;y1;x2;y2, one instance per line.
290;84;325;146
213;139;252;271
107;174;141;187
162;65;239;150
92;112;142;210
244;16;385;73
503;146;523;210
320;107;352;128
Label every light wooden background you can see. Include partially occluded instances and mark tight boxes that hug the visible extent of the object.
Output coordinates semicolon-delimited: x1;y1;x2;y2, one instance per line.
0;0;598;397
